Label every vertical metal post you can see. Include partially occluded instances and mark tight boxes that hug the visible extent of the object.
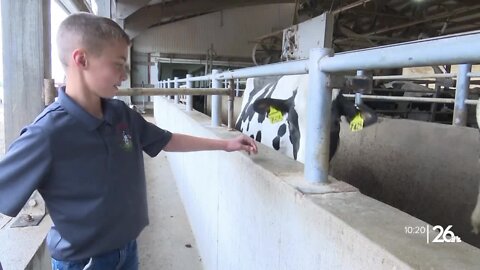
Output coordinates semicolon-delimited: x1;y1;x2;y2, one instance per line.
236;78;240;97
174;77;179;104
227;79;235;130
305;48;333;184
453;64;472;126
167;79;171;99
160;81;165;98
43;78;56;106
211;69;222;127
186;74;193;111
355;70;365;106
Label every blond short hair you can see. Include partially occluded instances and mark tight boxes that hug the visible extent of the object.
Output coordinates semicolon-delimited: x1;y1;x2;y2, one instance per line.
56;12;130;68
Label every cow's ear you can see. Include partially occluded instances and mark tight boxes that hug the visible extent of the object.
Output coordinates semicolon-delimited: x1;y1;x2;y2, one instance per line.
335;93;378;128
253;98;289;115
356;103;378;127
335;93;357;120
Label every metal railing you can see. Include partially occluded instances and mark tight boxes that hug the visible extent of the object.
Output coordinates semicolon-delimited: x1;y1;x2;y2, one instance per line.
127;30;480;184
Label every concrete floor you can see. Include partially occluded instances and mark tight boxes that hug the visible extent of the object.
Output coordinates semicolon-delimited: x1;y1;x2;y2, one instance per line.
138;117;203;270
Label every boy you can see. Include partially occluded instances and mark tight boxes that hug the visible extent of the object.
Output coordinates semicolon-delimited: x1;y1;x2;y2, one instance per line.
0;12;257;270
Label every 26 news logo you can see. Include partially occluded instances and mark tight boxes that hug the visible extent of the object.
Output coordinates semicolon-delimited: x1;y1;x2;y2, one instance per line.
404;225;462;243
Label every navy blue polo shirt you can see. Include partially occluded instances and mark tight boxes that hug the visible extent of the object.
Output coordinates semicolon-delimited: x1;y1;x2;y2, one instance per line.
0;88;172;260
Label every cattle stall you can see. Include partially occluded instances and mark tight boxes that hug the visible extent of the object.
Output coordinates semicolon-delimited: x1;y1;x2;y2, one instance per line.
145;30;480;252
157;31;480;183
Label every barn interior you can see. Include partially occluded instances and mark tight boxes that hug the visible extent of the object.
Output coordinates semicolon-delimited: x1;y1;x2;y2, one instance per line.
1;0;480;269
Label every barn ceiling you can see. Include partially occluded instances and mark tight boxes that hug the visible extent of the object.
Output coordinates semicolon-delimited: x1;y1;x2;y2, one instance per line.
58;0;480;51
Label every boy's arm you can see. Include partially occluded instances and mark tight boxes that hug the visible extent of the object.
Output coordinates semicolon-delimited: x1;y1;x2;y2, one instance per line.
0;126;51;217
163;133;258;154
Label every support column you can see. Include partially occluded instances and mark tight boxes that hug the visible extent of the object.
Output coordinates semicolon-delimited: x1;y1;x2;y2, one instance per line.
186;74;193;111
1;0;51;148
453;64;472;126
355;70;366;106
305;48;333;184
211;69;222;127
95;0;112;17
174;77;179;104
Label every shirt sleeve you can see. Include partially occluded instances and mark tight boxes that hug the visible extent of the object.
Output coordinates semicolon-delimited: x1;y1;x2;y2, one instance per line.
0;125;52;217
132;110;172;157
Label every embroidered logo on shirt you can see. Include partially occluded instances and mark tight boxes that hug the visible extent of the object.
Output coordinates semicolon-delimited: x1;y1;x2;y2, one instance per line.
116;123;133;152
121;131;133;151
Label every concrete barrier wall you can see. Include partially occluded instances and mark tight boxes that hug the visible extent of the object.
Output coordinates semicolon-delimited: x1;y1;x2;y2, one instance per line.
0;215;52;270
331;118;480;248
154;97;480;270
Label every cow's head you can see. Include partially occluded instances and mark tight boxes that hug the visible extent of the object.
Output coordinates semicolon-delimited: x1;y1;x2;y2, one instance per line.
252;91;377;160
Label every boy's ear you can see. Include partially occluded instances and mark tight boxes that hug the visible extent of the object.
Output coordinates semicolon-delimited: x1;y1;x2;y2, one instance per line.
72;49;88;68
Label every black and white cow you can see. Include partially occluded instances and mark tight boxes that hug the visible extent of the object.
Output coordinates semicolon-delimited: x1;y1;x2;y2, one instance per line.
235;74;377;163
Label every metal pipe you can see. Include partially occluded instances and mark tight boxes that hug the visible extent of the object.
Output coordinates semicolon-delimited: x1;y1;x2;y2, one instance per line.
198;75;212;82
43;79;56;106
235;78;240;96
167;34;480;85
216;59;309;80
305;48;333;184
468;72;480;78
162;81;167;98
355;93;362;106
430;80;443;122
211;69;222;127
320;31;480;72
176;75;211;83
153;57;252;67
116;88;231;96
453;64;472;126
186;74;193;111
355;70;365;105
363;5;480;36
174;77;179;104
373;72;480;81
158;81;162;99
373;73;455;80
343;94;479;105
227;79;235;130
333;0;372;15
167;79;171;99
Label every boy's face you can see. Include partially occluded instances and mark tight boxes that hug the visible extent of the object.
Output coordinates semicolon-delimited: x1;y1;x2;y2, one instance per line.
83;40;129;98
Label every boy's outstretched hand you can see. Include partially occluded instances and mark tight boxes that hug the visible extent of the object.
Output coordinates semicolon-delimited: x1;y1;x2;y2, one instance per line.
164;133;258;154
225;135;258;155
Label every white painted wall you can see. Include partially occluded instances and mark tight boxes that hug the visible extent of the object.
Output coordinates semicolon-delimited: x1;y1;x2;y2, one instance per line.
133;4;295;58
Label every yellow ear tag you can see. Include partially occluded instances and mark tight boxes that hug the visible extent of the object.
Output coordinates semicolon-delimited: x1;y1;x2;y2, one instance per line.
350;112;364;132
268;106;283;124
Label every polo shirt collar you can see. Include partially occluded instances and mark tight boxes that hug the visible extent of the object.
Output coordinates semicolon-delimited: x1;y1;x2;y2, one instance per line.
58;87;113;131
102;99;115;126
